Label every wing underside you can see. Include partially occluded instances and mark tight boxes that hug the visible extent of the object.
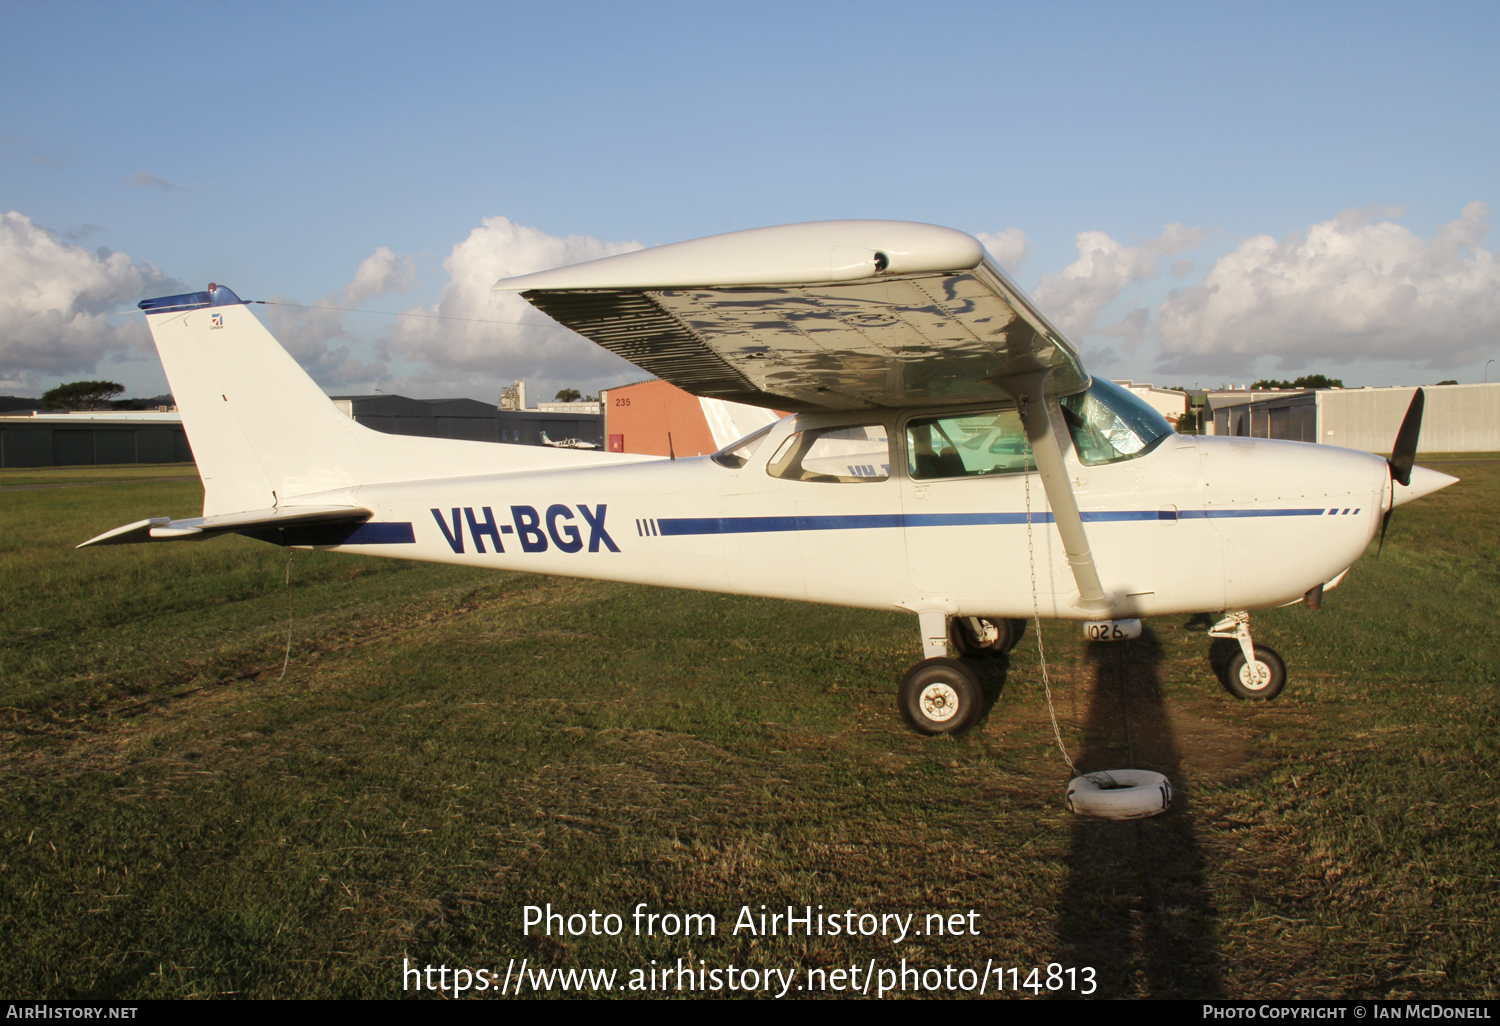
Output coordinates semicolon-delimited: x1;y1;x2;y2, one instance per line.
499;222;1088;412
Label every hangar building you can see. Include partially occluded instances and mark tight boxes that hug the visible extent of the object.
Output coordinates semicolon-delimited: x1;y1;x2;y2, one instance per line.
332;393;603;448
1207;383;1500;452
0;411;192;468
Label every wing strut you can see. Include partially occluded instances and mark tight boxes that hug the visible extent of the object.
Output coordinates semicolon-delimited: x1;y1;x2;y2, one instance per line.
1011;372;1115;617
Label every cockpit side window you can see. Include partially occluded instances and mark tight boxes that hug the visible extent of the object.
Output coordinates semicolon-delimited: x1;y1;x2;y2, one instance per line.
1060;378;1174;466
765;424;891;482
906;408;1035;479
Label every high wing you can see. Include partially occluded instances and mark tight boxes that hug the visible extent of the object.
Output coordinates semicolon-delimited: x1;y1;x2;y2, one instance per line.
495;220;1088;412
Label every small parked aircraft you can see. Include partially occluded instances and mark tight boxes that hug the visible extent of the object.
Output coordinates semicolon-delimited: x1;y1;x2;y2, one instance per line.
81;221;1457;735
540;431;599;450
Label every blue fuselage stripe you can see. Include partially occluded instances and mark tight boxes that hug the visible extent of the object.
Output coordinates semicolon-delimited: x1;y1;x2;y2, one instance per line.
658;514;907;535
1179;509;1326;519
343;522;416;544
654;508;1326;536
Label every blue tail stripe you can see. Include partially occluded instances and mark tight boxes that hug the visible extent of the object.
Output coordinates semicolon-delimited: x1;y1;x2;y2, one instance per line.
139;284;246;314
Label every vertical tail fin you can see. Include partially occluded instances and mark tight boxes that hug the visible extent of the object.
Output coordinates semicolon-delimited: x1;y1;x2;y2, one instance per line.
141;284;642;517
142;285;368;513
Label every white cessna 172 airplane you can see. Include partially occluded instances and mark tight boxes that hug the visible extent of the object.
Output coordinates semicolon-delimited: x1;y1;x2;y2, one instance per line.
82;220;1456;736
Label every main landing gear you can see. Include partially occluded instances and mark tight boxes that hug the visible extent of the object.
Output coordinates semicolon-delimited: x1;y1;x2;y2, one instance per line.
1209;611;1287;700
899;658;983;735
948;616;1026;658
897;613;1025;735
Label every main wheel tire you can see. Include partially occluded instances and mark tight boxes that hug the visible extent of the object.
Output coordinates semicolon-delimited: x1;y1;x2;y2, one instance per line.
898;658;983;735
947;617;977;657
1222;644;1287;700
1067;770;1173;819
948;617;1017;658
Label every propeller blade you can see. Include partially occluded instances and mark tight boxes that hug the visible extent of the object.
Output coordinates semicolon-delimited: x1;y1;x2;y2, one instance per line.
1388;388;1424;488
1379;388;1425;556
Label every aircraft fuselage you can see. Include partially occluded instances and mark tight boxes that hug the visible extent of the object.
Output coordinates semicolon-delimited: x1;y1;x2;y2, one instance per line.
290;410;1394;621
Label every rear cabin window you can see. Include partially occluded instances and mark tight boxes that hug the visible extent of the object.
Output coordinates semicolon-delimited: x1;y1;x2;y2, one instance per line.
711;424;774;469
765;424;891;482
906;408;1035;479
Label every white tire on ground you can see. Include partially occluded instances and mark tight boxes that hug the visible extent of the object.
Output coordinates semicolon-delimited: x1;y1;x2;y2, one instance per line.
1066;770;1172;820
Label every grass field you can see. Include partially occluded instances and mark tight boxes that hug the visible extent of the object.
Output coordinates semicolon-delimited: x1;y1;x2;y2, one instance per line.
2;459;1496;1000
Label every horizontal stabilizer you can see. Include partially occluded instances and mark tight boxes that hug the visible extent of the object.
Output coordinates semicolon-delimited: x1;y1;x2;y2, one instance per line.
78;505;370;547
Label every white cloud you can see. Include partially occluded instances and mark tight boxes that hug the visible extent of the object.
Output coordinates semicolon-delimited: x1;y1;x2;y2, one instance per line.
0;211;180;390
123;171;177;190
1155;203;1500;374
244;220;644;399
976;227;1029;271
1032;223;1207;339
258;296;387;390
1098;306;1150;340
2;135;68;166
260;245;419;389
344;246;417;307
388;216;644;400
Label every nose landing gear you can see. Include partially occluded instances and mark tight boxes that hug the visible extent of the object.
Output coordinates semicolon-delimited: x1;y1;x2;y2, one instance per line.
1210;611;1287;700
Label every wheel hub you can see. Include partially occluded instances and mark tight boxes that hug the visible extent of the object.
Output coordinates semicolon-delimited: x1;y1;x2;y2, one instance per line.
1239;660;1272;690
918;682;960;722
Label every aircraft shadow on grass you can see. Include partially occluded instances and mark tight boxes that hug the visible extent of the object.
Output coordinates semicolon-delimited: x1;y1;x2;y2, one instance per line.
1053;625;1224;998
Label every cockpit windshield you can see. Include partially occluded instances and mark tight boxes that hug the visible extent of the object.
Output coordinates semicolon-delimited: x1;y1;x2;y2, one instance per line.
1060;378;1175;466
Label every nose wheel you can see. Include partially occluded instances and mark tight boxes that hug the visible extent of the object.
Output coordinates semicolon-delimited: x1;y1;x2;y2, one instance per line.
1223;644;1286;699
1210;611;1287;700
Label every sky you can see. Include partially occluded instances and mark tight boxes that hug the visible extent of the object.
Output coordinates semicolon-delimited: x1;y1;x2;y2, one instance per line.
3;0;1498;404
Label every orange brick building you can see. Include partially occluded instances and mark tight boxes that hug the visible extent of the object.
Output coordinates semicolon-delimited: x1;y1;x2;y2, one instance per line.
600;379;782;457
600;379;717;456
